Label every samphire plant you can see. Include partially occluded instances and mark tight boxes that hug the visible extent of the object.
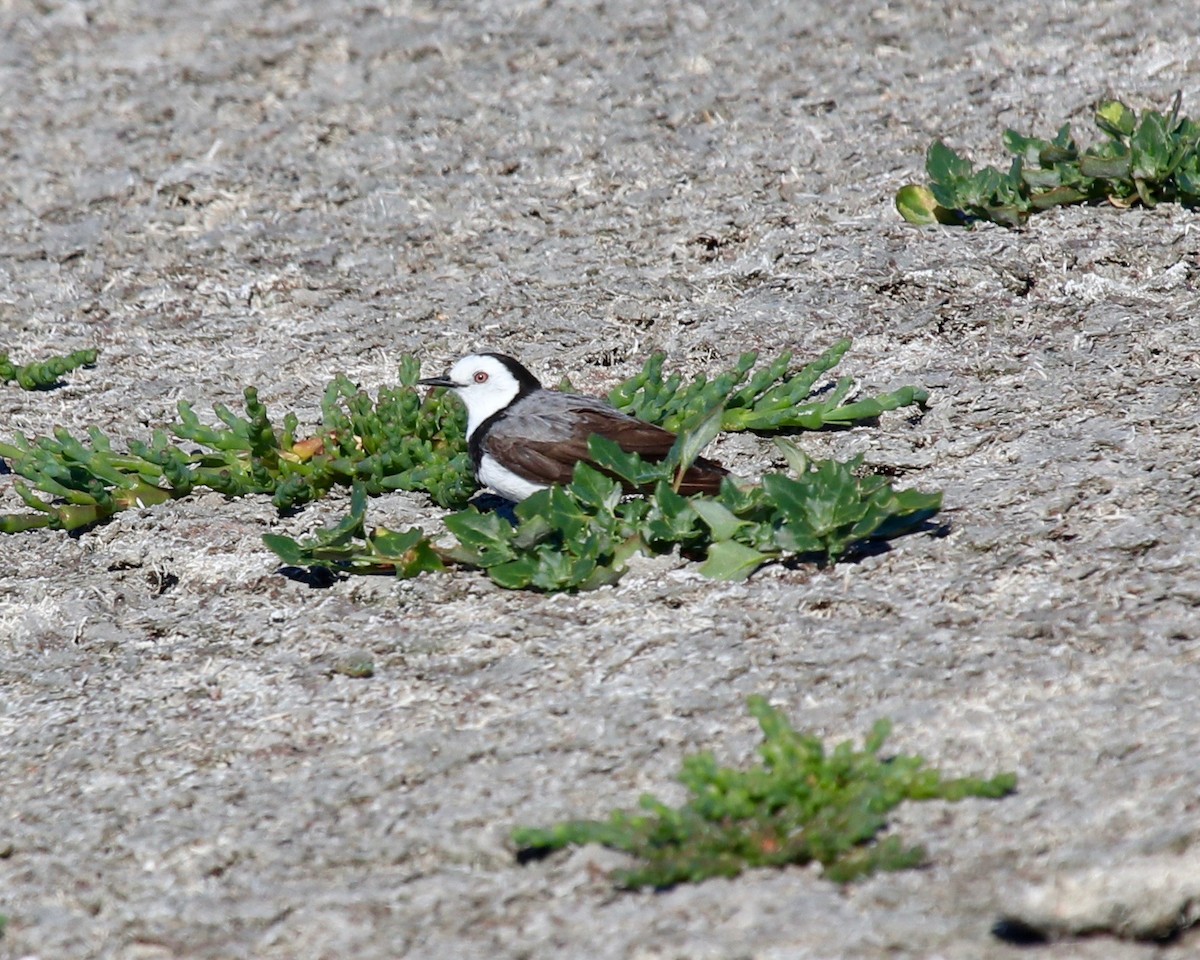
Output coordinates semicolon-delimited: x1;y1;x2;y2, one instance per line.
1;341;941;589
1;348;97;390
0;355;472;533
897;93;1200;227
513;696;1017;888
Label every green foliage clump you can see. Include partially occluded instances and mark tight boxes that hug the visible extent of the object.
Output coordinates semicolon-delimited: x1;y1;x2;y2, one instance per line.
264;483;445;579
1;344;939;588
609;340;927;432
897;93;1200;227
0;357;470;533
0;348;97;390
513;696;1017;889
265;409;941;589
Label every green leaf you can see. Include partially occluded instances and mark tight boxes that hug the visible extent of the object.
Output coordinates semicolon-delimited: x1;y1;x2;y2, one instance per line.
762;467;870;557
567;461;623;511
774;438;809;476
443;508;516;566
1096;99;1136;138
1045;123;1077;159
1176;164;1200;202
369;525;422;556
698;540;772;580
535;484;595;543
486;556;540;589
855;488;943;542
263;533;307;565
530;547;593;591
925;139;972;184
1029;186;1087;210
606;342;926;438
728;352;790;410
817;385;929;424
1001;129;1050;166
1079;152;1131;179
1131;110;1170;181
511;512;554;549
928;179;960;212
761;472;817;521
895;183;939;225
959;165;1003;207
1019;164;1062;191
668;402;725;489
444;507;513;549
641;482;700;548
369;526;445;577
586;435;672;488
690;498;745;541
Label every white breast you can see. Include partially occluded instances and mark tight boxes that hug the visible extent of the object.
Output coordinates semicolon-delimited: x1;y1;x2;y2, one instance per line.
478;453;549;502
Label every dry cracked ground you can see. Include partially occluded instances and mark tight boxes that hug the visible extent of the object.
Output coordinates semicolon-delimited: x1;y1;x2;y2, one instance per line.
2;0;1199;958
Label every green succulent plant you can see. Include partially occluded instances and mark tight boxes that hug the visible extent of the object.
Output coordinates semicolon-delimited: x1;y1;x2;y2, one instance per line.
2;343;940;590
1;348;97;390
513;696;1017;888
898;93;1200;227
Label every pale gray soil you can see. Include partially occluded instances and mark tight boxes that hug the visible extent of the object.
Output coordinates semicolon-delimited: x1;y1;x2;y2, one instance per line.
2;1;1199;958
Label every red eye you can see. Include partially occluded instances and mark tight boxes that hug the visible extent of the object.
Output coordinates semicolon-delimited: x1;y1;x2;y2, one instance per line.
473;371;489;383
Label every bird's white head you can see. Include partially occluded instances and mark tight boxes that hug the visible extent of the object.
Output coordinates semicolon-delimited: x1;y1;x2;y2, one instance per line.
420;353;543;437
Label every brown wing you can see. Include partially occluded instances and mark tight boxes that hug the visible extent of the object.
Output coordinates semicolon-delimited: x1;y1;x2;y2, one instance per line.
484;396;727;495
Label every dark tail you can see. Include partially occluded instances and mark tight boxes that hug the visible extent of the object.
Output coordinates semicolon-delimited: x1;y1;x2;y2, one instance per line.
672;455;728;496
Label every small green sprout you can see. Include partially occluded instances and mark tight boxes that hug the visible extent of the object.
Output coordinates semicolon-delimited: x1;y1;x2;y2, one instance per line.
898;92;1200;227
331;650;375;679
513;696;1017;889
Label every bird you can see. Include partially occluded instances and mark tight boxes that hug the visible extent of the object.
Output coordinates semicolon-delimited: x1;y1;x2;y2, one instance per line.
419;353;728;502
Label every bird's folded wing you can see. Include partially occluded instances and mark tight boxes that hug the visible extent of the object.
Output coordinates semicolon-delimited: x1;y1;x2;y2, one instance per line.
484;405;725;491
